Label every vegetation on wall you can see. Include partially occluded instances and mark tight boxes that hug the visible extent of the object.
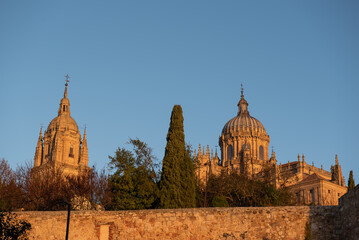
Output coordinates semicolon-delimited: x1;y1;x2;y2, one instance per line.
0;212;31;240
304;221;312;240
158;105;196;209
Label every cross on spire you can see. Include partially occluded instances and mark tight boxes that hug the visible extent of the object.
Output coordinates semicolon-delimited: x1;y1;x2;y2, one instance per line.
65;74;70;86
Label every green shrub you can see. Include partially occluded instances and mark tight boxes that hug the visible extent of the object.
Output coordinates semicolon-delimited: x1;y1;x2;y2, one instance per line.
211;195;229;207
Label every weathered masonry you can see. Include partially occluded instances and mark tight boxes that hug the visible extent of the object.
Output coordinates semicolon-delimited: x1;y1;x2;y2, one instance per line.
17;186;359;240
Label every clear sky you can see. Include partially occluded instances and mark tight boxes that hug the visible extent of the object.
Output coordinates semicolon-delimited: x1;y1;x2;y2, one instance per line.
0;1;358;183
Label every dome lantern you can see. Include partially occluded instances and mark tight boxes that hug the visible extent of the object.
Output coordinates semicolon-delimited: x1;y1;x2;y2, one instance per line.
237;84;249;115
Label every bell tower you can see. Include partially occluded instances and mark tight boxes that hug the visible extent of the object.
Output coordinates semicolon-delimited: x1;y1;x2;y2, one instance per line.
33;75;90;175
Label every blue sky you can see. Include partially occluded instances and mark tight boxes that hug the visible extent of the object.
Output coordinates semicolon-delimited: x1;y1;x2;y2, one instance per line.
0;1;358;182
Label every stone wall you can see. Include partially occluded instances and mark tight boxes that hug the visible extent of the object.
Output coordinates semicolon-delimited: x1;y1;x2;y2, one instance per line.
338;185;359;240
17;206;340;240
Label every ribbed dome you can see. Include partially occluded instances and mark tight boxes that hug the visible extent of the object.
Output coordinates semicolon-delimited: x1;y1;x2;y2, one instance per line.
47;114;79;133
222;89;267;135
222;114;267;135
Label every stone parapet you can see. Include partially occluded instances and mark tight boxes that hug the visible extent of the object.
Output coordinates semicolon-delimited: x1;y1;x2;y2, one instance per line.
17;206;341;240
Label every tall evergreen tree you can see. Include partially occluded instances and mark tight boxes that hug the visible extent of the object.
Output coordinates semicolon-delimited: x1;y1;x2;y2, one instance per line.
348;170;355;190
159;105;196;208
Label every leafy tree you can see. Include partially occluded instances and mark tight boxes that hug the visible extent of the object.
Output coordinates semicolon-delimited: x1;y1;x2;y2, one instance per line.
0;212;31;239
159;105;196;208
106;138;158;210
203;171;293;207
348;170;355;190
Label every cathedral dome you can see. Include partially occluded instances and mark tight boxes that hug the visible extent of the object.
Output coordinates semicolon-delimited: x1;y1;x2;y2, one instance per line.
221;89;268;136
47;114;79;133
222;114;267;135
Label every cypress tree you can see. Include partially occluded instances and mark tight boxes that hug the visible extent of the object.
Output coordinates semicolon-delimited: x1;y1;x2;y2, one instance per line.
159;105;196;208
348;170;355;190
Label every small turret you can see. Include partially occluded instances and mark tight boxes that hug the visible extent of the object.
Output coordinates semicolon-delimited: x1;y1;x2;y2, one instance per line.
34;127;43;167
79;127;89;166
331;154;345;186
269;150;277;165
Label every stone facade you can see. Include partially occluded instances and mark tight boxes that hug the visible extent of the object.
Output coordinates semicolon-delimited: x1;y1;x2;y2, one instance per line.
196;87;347;205
33;79;90;176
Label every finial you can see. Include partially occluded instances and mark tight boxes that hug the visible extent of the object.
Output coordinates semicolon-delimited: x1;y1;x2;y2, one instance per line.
65;74;70;86
335;154;339;165
302;154;305;163
298;154;300;162
64;74;70;98
84;124;87;135
241;83;244;97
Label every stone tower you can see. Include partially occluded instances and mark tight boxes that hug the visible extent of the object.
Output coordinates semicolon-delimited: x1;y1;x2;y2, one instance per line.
33;78;90;175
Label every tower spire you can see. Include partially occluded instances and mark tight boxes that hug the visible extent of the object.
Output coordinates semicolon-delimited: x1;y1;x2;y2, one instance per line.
64;74;70;98
241;83;244;98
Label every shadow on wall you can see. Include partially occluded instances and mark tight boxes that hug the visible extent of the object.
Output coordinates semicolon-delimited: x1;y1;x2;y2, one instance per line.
308;185;359;240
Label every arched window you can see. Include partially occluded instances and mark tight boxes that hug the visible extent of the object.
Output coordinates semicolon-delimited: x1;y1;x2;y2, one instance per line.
69;145;74;157
227;145;233;161
259;145;264;160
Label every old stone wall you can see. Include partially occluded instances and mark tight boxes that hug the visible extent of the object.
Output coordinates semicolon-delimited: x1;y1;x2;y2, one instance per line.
339;185;359;240
16;206;340;240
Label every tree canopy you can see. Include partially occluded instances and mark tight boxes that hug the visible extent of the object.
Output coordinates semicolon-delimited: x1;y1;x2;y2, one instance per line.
202;171;293;207
106;138;158;210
